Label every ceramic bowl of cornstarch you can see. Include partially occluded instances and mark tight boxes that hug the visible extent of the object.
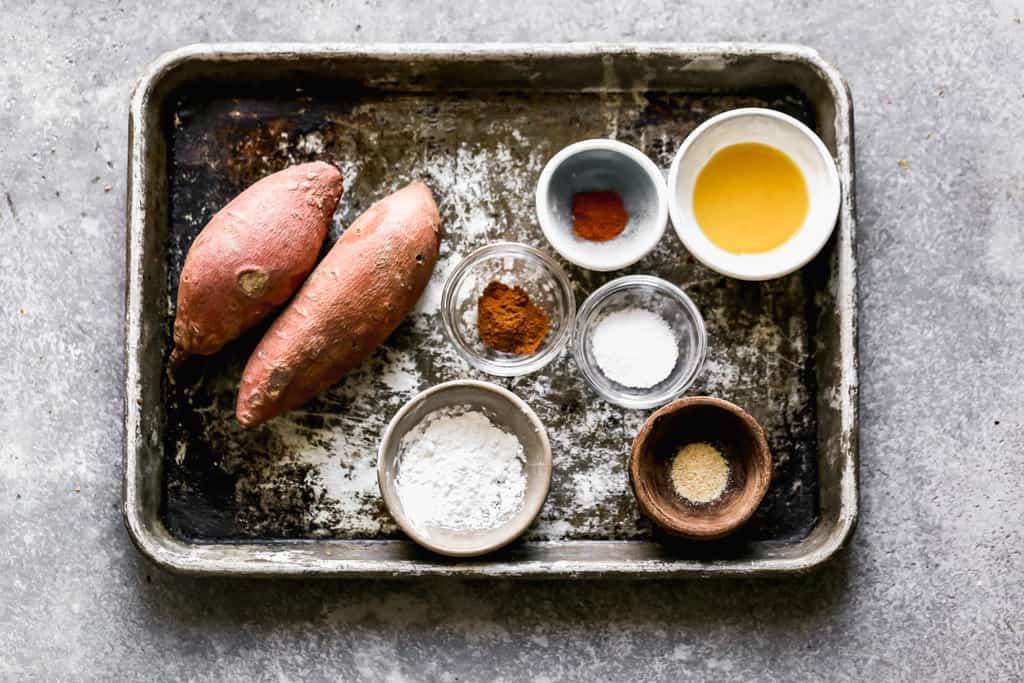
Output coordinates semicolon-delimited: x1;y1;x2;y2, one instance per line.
377;380;552;557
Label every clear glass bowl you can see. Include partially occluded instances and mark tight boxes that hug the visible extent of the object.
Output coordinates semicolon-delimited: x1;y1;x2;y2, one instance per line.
441;242;576;377
573;275;707;409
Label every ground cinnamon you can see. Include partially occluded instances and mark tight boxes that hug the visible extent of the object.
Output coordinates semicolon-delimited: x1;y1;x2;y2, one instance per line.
477;281;549;355
572;190;628;241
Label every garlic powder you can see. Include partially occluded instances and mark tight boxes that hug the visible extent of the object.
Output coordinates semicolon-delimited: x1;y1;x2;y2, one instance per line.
670;442;730;503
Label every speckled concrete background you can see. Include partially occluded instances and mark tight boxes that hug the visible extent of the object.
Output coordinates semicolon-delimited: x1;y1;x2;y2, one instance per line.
1;1;1022;680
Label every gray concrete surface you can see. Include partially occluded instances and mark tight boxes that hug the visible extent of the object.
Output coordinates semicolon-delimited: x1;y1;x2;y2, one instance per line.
2;1;1023;680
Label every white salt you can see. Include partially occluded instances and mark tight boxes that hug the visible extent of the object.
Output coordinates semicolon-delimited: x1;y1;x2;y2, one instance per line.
591;307;678;388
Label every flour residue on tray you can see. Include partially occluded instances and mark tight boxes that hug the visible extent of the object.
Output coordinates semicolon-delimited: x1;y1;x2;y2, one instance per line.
294;349;426;534
414;249;463;316
273;417;387;533
421;142;545;245
379;352;422;394
177;346;434;538
530;394;650;539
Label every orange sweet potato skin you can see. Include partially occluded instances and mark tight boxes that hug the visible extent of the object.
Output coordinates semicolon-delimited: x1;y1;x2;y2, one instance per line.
170;162;341;371
235;181;442;427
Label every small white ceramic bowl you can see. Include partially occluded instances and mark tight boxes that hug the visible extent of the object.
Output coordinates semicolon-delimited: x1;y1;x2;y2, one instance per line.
667;108;841;281
536;139;668;272
377;380;552;558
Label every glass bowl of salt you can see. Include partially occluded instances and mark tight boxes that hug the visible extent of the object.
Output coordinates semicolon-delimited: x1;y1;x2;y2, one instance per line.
572;275;707;409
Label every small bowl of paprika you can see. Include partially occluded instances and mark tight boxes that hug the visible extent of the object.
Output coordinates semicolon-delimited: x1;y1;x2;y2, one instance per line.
536;139;668;272
441;242;576;377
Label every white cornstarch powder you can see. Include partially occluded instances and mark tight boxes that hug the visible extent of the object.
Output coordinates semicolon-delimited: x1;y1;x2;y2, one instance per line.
395;407;527;531
591;307;679;388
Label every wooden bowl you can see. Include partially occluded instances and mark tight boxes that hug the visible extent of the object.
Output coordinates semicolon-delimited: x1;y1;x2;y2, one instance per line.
628;396;772;540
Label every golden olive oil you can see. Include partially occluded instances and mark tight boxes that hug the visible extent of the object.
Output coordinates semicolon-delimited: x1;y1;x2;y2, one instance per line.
692;142;809;254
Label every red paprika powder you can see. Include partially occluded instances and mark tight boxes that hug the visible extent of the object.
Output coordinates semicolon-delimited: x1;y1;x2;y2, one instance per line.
571;191;628;242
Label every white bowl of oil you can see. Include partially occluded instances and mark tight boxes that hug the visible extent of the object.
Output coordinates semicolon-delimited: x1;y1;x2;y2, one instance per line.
667;108;841;281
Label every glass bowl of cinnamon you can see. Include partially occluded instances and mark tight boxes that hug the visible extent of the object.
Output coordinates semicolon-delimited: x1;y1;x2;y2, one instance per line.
441;242;576;377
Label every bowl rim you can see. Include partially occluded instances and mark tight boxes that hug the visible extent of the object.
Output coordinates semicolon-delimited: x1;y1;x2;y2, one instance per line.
572;274;707;409
377;379;553;557
628;395;772;539
666;107;841;281
535;138;669;272
440;241;576;377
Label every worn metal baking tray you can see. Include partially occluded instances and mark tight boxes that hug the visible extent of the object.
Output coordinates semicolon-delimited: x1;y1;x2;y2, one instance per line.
124;43;858;577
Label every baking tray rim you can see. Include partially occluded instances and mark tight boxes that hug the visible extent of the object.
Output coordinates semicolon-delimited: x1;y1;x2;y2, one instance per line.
123;42;858;578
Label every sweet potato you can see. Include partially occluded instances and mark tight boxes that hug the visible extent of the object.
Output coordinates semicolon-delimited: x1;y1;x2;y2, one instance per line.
168;162;341;377
235;181;442;427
